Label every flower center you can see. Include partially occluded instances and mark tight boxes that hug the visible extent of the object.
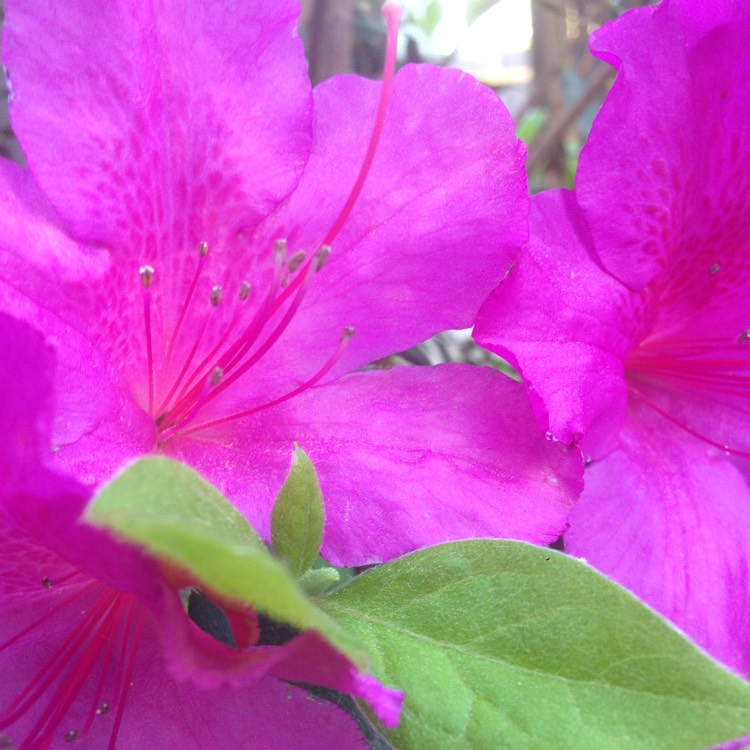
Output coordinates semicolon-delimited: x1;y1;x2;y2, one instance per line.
140;240;354;444
625;330;750;458
138;3;402;445
0;574;145;749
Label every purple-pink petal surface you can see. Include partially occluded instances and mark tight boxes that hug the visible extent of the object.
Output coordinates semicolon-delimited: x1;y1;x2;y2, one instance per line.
174;363;582;565
0;0;580;563
0;311;387;747
475;0;750;675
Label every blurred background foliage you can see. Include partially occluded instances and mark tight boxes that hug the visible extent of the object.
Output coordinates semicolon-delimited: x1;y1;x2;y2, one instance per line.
299;0;658;192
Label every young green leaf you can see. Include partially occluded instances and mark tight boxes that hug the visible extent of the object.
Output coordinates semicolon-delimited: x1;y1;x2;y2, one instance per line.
86;455;365;664
271;444;326;577
300;567;341;596
319;540;750;750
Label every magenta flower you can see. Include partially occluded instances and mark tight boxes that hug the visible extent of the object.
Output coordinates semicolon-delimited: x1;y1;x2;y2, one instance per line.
0;0;581;565
1;311;401;748
475;0;750;675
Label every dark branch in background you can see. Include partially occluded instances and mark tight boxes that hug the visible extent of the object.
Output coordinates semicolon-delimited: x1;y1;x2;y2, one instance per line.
526;65;612;174
0;6;24;165
305;0;356;85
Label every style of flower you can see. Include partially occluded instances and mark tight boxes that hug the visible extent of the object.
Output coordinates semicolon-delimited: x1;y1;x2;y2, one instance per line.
474;0;750;675
1;312;400;749
0;0;582;566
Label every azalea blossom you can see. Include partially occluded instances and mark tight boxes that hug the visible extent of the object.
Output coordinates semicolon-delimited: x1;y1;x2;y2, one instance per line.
1;311;401;748
0;0;582;565
474;0;750;674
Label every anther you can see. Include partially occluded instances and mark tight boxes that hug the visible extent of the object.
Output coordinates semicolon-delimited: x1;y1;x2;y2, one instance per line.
139;265;155;288
239;281;251;301
709;263;720;275
288;251;306;273
342;325;355;341
274;238;288;262
315;245;331;271
41;577;52;590
96;703;110;716
210;367;224;387
199;241;209;257
739;329;750;344
210;285;222;307
63;730;80;743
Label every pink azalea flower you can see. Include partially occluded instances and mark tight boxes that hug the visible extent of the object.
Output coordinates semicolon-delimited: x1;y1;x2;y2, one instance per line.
475;0;750;675
0;0;582;565
1;312;401;748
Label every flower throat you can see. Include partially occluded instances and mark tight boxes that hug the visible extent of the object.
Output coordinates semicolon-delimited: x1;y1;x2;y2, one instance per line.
139;4;402;445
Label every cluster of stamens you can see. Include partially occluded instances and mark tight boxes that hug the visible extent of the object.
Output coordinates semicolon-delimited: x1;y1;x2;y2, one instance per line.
0;576;144;749
139;239;354;444
625;333;750;458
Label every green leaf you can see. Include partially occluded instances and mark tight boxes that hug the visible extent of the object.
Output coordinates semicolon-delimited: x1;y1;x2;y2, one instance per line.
300;567;341;596
271;444;325;577
87;456;365;664
319;540;750;750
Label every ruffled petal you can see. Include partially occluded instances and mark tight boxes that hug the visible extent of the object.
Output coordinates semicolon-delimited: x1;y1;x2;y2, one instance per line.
160;592;402;729
577;0;750;290
0;566;365;749
172;363;583;565
0;294;155;488
565;403;750;676
4;0;312;281
474;190;635;458
0;314;367;747
245;63;527;391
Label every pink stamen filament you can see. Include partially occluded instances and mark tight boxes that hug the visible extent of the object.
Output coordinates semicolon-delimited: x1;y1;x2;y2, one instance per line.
629;385;750;459
215;241;288;372
106;602;145;750
0;581;98;654
155;310;212;420
164;242;209;367
159;281;251;418
145;7;401;434
322;3;402;246
140;267;155;417
80;608;122;737
159;367;224;440
158;245;288;430
201;257;319;408
0;585;142;750
177;326;355;438
27;595;125;749
627;343;750;399
2;588;116;740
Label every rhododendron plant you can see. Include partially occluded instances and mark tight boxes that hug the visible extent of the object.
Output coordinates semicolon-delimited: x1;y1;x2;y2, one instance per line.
1;312;402;748
475;0;750;675
0;0;581;567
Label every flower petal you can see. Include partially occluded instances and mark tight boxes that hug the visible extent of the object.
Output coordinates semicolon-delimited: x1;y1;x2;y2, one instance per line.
577;0;750;290
4;0;312;270
172;363;583;565
0;293;155;488
248;63;527;390
160;596;402;729
565;402;750;676
0;566;366;749
474;190;635;458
